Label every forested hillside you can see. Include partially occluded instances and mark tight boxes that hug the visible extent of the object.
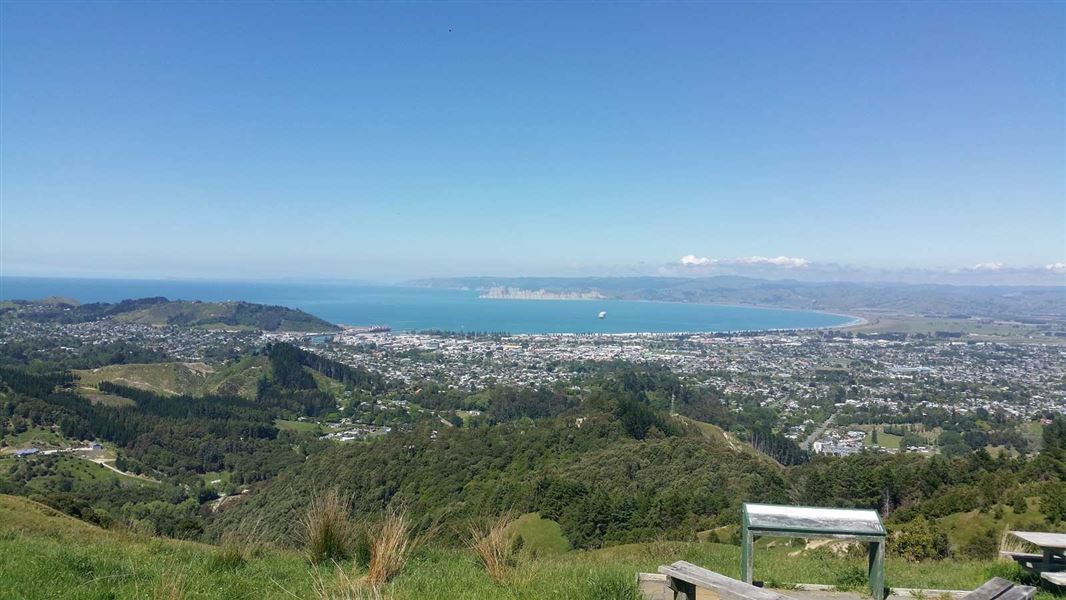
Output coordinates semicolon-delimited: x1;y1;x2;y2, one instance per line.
1;297;339;332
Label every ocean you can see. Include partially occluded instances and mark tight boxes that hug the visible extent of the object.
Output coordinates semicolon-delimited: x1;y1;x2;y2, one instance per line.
0;277;856;334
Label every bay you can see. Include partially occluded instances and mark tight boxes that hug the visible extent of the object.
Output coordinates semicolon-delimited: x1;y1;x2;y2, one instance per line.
0;277;856;334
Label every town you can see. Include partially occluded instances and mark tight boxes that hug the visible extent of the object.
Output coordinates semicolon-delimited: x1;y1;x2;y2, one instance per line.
5;312;1063;458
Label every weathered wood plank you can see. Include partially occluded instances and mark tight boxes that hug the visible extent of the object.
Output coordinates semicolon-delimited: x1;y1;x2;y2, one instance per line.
1009;531;1066;551
658;561;791;600
1042;571;1066;587
960;577;1014;600
998;551;1043;561
993;586;1037;600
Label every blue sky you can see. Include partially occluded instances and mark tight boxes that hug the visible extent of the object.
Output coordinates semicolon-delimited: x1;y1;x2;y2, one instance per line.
2;2;1063;282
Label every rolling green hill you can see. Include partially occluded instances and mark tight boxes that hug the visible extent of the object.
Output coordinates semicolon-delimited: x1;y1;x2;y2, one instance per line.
6;297;339;332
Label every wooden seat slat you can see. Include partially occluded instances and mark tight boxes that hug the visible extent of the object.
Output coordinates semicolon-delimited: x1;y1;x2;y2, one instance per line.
658;561;790;600
960;576;1014;600
993;586;1037;600
1042;571;1066;587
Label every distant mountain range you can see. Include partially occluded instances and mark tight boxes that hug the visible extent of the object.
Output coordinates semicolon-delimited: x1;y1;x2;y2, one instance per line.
409;276;1066;320
0;297;339;332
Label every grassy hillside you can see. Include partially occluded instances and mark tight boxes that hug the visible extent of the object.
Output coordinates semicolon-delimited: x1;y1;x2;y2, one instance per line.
0;494;317;599
1;494;1058;600
74;356;271;399
73;356;351;404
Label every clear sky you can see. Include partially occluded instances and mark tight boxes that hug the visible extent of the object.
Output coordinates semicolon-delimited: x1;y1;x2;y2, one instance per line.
2;2;1064;282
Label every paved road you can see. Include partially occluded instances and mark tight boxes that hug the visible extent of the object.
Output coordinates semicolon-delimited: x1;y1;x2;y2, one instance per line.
802;413;837;451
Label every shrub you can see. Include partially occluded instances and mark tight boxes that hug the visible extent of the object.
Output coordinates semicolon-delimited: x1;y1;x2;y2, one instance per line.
1011;493;1028;514
1041;481;1066;524
302;489;352;565
834;564;868;590
960;528;999;560
889;518;950;561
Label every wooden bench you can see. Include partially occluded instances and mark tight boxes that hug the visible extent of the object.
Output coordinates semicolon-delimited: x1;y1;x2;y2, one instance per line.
658;561;791;600
960;577;1037;600
654;562;1038;600
999;551;1047;570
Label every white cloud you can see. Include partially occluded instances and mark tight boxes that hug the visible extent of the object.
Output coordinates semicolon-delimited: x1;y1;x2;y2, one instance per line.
971;262;1004;271
678;254;810;268
1046;262;1066;273
734;255;810;268
679;254;715;266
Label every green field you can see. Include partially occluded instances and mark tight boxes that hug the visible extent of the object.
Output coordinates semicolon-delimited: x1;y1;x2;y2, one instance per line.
855;424;938;450
862;428;903;449
1;426;68;449
2;495;1062;600
276;419;323;433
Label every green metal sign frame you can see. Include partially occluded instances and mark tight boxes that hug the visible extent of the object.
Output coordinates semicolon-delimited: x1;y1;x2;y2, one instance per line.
741;503;887;600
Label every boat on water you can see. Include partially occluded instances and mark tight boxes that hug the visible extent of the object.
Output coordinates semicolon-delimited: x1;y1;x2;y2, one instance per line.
598;311;607;319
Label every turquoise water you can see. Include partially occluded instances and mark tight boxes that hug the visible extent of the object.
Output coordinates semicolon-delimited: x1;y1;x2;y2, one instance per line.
0;277;855;334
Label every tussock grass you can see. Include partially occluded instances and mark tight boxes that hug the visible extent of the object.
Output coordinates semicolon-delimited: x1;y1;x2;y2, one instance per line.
302;490;353;565
366;508;416;586
361;505;446;587
467;512;517;583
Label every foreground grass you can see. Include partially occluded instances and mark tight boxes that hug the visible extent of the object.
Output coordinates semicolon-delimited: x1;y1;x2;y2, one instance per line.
1;495;1062;600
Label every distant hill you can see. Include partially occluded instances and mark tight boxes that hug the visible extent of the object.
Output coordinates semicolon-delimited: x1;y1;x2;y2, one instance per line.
409;276;1066;319
2;297;339;332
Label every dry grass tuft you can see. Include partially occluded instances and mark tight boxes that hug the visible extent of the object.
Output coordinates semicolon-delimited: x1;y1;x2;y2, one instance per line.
365;508;428;586
467;512;518;583
302;489;353;565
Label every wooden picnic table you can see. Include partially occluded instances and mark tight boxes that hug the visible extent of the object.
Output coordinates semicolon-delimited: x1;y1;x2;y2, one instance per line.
1001;531;1066;581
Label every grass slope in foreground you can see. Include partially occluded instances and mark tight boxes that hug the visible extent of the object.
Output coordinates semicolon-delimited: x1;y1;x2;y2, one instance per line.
1;495;1060;600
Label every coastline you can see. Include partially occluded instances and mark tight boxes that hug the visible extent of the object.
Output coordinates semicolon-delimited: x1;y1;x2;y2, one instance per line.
472;293;866;333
